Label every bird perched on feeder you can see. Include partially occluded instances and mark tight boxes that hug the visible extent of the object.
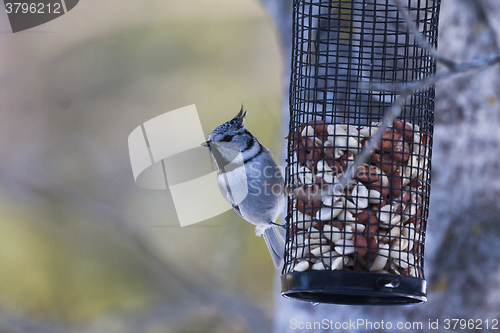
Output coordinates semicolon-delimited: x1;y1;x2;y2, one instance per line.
201;107;285;268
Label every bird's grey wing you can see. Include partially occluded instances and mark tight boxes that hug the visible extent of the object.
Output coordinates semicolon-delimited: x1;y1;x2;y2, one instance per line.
263;227;285;268
232;204;243;218
217;172;245;219
217;167;248;209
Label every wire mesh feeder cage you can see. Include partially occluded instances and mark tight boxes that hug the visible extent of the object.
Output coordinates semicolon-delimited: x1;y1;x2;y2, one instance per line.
281;0;440;305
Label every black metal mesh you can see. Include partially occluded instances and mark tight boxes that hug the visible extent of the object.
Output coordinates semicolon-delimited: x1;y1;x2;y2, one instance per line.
282;0;440;303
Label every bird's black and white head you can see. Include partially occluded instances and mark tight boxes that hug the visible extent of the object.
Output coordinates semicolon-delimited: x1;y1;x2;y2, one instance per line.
206;106;247;145
202;107;260;164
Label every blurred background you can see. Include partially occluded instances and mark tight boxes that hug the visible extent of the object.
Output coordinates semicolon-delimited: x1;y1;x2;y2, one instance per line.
0;1;284;332
2;0;500;332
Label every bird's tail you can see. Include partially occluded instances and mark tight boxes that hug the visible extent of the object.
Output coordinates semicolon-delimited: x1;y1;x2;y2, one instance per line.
262;226;285;269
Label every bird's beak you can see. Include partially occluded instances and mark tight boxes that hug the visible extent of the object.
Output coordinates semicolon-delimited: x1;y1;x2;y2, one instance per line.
201;140;210;147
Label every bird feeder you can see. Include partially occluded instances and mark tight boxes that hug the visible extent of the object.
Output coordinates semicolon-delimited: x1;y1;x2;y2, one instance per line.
281;0;440;305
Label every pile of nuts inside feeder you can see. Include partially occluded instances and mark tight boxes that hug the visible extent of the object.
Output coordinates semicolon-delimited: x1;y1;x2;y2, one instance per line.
286;120;429;277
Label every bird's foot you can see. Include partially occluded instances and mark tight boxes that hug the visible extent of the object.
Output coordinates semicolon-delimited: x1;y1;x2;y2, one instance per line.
270;221;286;228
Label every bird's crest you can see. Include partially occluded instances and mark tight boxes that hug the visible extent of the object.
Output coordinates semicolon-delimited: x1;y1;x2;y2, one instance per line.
234;105;247;126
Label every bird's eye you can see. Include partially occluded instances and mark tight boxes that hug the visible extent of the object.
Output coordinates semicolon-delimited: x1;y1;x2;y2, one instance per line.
221;135;233;142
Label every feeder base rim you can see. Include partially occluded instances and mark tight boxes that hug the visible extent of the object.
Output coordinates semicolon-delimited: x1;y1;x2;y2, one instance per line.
280;271;427;305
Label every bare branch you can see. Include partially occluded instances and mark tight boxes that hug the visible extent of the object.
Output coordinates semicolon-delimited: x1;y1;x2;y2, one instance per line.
291;0;500;201
392;0;456;69
288;92;409;202
362;51;500;95
335;93;409;190
380;0;500;94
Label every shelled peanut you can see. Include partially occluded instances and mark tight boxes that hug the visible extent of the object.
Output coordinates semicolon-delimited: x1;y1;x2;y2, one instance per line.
285;120;430;277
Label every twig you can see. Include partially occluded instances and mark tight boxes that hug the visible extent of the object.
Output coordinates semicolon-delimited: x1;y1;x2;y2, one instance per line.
335;93;409;190
344;1;500;189
373;0;500;94
288;92;409;202
290;0;500;201
392;0;456;69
